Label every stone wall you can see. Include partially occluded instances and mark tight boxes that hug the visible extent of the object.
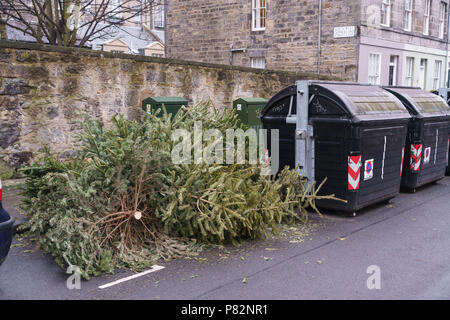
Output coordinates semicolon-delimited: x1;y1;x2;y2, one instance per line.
0;40;333;177
166;0;361;81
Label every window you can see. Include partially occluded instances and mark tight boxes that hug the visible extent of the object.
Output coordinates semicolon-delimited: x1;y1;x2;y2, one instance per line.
381;0;392;27
448;62;450;87
423;0;431;35
419;58;428;89
153;4;164;28
251;57;266;69
252;0;266;31
434;60;442;89
405;57;415;86
389;55;399;86
439;2;447;39
368;53;381;85
404;0;413;31
109;0;123;21
133;7;141;23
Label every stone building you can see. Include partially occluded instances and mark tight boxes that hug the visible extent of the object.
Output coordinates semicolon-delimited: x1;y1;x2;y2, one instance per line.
4;0;166;57
166;0;450;89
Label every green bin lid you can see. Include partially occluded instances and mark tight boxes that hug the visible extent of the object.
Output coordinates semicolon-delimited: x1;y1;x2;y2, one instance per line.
234;98;268;105
143;96;188;105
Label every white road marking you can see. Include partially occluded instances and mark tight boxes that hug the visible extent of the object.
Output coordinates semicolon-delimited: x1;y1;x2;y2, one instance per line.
98;265;165;289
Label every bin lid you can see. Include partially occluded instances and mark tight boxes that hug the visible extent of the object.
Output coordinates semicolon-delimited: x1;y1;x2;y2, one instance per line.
261;81;410;122
143;96;188;105
432;89;450;105
234;98;268;105
384;87;450;118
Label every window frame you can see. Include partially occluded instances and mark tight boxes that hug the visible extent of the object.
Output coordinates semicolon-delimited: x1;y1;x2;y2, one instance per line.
423;0;431;35
368;53;382;85
132;5;141;24
434;60;442;89
381;0;392;27
109;0;123;21
252;0;267;31
405;57;415;86
419;58;428;89
439;2;447;39
404;0;413;31
389;55;399;86
447;62;450;87
152;4;165;29
251;57;266;69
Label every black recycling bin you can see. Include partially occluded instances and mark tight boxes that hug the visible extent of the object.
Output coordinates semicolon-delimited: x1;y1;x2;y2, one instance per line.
261;81;411;214
432;89;450;105
0;181;14;266
384;87;450;191
432;89;450;175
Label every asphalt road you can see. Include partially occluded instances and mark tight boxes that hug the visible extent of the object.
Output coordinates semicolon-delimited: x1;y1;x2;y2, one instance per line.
1;177;449;300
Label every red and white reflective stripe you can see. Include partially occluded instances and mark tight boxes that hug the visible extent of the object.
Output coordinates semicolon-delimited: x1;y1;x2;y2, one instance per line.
348;156;362;191
400;147;405;177
410;144;423;172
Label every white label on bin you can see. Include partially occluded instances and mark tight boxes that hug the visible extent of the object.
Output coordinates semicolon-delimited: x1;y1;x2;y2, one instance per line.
424;147;431;165
237;104;242;111
364;159;374;181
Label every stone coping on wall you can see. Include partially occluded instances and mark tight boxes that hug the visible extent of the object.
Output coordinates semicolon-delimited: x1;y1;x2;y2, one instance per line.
0;40;337;81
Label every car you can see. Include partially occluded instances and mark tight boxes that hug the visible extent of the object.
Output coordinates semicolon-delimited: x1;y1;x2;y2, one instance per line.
0;179;14;266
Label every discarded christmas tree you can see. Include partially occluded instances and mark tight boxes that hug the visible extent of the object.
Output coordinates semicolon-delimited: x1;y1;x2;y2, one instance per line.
20;102;342;279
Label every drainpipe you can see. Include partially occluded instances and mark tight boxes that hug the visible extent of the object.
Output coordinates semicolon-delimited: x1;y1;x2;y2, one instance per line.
164;0;168;58
446;2;450;88
317;0;322;76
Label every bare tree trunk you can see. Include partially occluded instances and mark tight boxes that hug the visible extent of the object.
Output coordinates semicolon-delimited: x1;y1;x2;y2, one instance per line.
0;19;7;40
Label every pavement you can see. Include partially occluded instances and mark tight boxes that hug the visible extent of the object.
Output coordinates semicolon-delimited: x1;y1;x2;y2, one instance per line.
0;177;449;300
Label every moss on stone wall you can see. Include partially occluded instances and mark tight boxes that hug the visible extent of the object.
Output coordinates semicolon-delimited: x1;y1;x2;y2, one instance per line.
0;159;14;180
